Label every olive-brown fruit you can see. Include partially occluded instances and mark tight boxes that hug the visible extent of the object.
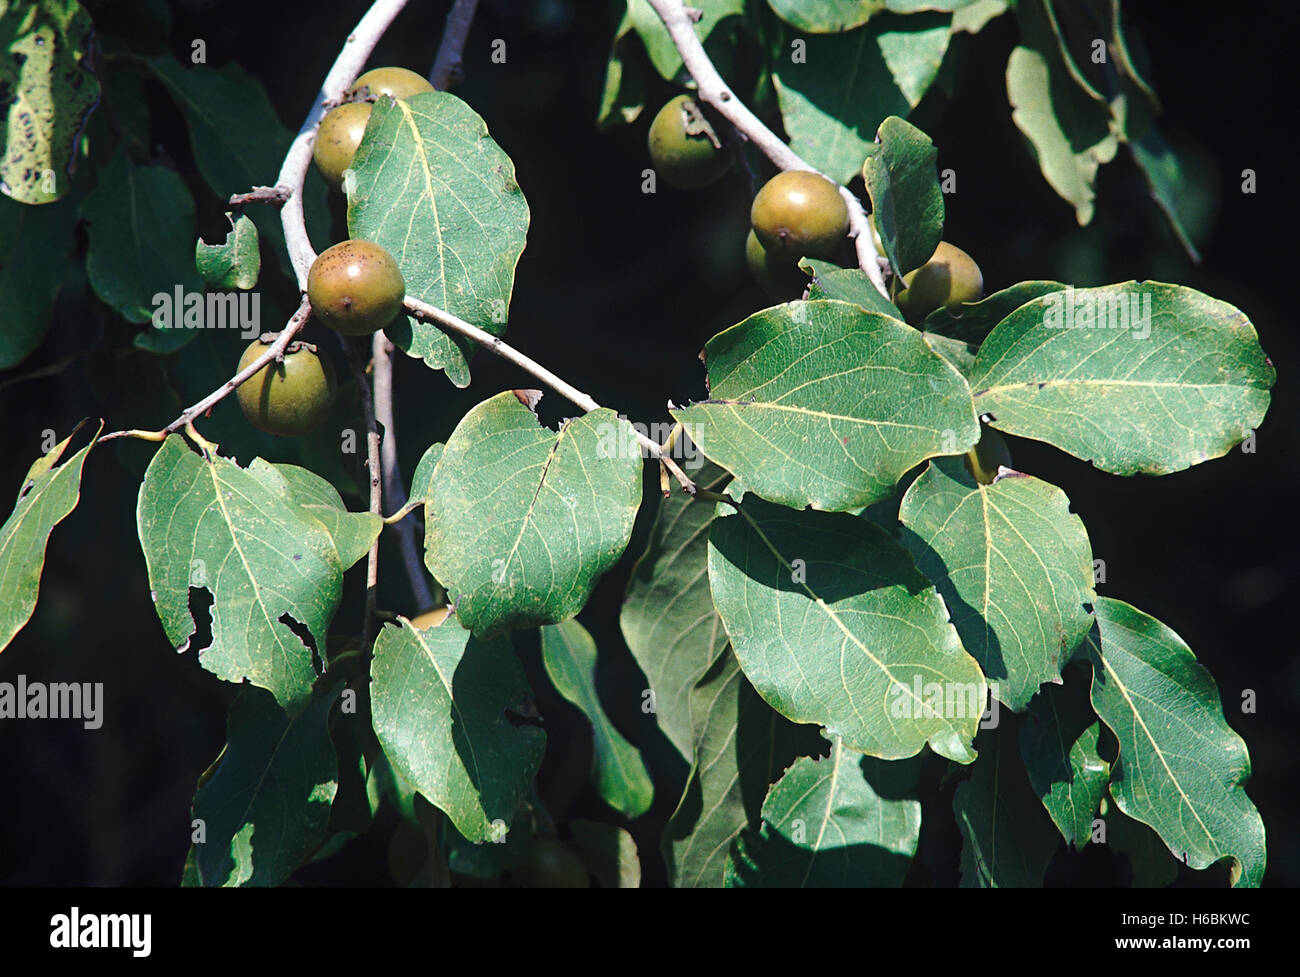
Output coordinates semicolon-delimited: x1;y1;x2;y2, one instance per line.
745;229;808;303
307;240;406;336
313;102;372;190
895;241;984;324
965;426;1013;485
236;337;333;437
647;94;732;190
751;170;849;260
513;836;589;888
347;66;434;101
410;607;451;630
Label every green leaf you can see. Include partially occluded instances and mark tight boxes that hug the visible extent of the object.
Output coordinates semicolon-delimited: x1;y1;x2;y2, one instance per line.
270;463;381;572
953;727;1061;886
569;819;642;888
136;436;347;711
899;458;1095;711
81;149;202;326
969;283;1274;475
664;649;809;887
1130;127;1202;263
0;191;78;368
148;56;331;279
196;213;260;290
0;423;99;654
1085;598;1266;887
540;619;654;819
347;93;529;389
726;739;921;886
409;441;444;504
1106;806;1178;888
802;260;900;319
708;493;986;762
862;116;944;279
767;0;883;33
774;15;949;185
597;30;649;129
0;0;99;203
424;392;643;636
1019;671;1110;848
370;617;546;843
620;461;731;761
671;300;979;512
190;683;340;886
951;0;1006;33
620;0;746;82
919;279;1066;348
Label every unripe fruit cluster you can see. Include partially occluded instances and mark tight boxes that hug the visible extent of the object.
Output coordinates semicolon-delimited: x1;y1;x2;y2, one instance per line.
313;66;434;190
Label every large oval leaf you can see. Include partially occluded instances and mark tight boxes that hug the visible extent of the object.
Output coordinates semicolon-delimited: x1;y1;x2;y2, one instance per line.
425;392;643;635
970;283;1274;474
1085;598;1266;887
708;492;986;761
672;300;979;512
899;457;1095;711
348;92;529;388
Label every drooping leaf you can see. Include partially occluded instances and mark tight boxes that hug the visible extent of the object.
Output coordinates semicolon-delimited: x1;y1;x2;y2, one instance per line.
136;435;346;711
1019;671;1110;848
1085;598;1266;887
196;213;260;290
570;819;642;888
540;619;655;819
862;116;944;279
370;617;546;843
424;392;642;636
672;300;979;512
620;460;731;761
774;15;950;184
969;283;1274;475
347;93;529;388
189;683;340;887
1130;127;1202;264
899;457;1095;710
81;148;203;326
0;191;78;369
664;649;810;887
726;739;921;886
0;422;100;654
708;492;986;762
952;727;1061;886
0;0;99;203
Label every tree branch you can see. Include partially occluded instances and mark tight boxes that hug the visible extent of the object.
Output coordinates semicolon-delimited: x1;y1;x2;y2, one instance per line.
342;337;384;651
643;0;890;300
429;0;480;90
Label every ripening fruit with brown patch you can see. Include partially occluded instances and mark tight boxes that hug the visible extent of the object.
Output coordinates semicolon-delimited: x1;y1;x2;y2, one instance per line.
895;241;984;324
307;240;406;336
750;170;849;260
236;337;334;437
313;102;372;190
647;94;732;190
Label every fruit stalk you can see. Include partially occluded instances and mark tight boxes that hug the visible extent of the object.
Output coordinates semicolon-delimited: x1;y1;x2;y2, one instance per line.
643;0;889;300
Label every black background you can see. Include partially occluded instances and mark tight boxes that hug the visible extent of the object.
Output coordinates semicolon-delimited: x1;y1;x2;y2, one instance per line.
0;0;1294;888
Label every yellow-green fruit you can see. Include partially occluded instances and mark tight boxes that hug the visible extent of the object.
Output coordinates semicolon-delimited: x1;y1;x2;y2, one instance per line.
965;426;1013;485
347;66;433;101
236;338;333;437
410;607;450;630
307;240;406;336
745;229;808;303
647;94;732;190
313;101;372;189
895;241;984;324
513;836;589;888
751;170;849;259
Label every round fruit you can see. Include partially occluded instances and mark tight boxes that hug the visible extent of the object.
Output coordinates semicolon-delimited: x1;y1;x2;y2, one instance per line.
895;241;984;324
647;94;732;190
751;170;849;260
236;337;333;437
313;101;372;190
965;426;1013;485
347;66;434;101
745;229;808;303
307;240;406;336
513;836;589;889
410;607;450;630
